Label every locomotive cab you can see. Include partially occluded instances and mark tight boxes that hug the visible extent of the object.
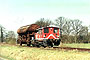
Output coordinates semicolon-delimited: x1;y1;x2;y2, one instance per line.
35;26;61;47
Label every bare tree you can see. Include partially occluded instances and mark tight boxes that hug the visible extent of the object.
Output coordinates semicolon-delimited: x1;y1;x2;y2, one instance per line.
5;31;16;44
35;18;53;27
63;20;73;35
88;25;90;31
55;17;66;39
78;26;89;43
0;25;6;42
62;19;74;42
55;17;90;43
7;31;16;38
79;26;88;36
71;19;83;43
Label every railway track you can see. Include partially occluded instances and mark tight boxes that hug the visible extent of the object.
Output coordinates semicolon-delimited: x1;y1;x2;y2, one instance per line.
53;47;90;51
1;43;90;52
22;45;90;52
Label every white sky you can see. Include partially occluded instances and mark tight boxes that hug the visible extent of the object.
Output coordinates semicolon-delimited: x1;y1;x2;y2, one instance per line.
0;0;90;33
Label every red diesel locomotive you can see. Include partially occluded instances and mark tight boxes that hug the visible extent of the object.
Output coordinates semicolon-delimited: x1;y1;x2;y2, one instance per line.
17;24;61;47
35;26;60;47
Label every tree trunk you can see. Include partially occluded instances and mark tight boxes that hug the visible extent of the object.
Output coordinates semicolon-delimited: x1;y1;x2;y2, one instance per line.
75;35;77;43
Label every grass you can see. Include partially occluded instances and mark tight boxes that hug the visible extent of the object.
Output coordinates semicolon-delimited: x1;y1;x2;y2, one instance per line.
0;43;90;60
62;43;90;49
0;55;13;60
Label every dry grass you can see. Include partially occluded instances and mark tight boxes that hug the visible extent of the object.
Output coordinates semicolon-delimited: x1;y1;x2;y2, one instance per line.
63;43;90;48
0;43;90;60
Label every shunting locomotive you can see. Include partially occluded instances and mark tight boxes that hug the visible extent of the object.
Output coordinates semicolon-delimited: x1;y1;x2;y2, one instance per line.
17;24;61;47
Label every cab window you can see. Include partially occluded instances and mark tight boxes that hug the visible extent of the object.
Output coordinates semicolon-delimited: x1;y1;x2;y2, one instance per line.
44;28;49;33
38;30;42;34
54;28;58;33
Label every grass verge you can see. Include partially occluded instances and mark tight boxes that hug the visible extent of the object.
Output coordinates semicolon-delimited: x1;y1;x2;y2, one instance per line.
0;43;90;60
63;43;90;48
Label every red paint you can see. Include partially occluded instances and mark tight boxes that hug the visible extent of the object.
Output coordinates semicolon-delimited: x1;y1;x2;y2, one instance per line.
35;27;60;41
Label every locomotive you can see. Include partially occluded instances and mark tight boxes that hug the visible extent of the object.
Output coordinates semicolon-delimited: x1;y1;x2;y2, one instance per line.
17;24;61;47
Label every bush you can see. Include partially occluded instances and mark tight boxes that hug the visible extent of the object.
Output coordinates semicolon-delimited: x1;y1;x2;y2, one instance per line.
5;38;16;44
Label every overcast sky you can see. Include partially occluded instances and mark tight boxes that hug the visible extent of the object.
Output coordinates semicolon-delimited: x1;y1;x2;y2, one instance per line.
0;0;90;32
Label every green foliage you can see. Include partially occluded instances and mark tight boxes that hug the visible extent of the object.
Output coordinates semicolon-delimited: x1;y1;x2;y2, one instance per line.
61;35;75;43
4;31;16;44
5;38;16;44
61;35;90;43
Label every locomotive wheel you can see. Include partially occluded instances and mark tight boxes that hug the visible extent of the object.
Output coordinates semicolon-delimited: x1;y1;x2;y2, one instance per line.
48;42;53;47
27;44;30;46
43;45;47;48
31;40;36;47
20;41;22;46
50;43;53;47
36;44;40;47
27;43;30;46
54;39;61;46
32;44;35;47
32;44;40;47
43;40;47;48
27;42;31;46
35;41;40;47
47;39;53;47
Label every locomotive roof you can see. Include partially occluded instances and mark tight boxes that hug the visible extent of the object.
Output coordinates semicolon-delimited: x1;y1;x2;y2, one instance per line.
37;26;59;30
45;26;59;28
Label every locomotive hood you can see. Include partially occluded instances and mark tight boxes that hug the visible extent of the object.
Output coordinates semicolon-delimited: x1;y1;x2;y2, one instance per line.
17;24;40;34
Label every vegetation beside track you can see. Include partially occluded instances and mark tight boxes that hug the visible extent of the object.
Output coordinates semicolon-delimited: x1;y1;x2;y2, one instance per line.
62;43;90;49
0;43;90;60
